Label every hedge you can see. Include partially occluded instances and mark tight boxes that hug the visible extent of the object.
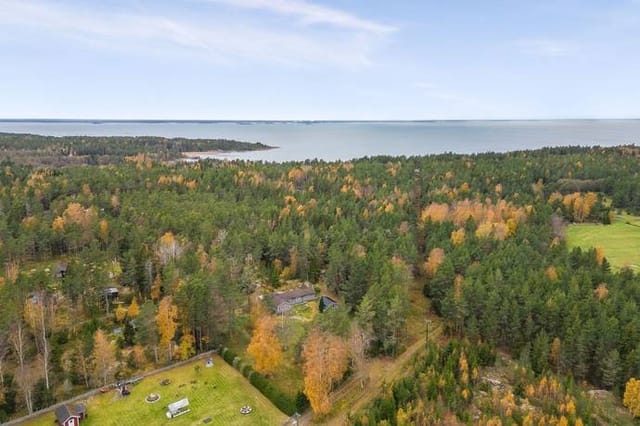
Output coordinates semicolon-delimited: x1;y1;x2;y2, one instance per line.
220;347;297;415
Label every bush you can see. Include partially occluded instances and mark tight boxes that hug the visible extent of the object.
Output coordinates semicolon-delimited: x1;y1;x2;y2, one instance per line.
295;390;310;412
222;347;237;365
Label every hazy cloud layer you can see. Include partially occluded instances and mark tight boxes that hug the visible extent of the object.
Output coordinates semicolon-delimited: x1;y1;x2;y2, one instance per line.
0;0;393;67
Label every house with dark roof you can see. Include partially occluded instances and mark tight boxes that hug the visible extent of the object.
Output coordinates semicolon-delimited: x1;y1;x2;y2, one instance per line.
55;405;81;426
270;286;316;314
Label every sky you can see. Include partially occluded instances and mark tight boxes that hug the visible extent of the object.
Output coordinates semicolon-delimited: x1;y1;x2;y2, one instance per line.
1;0;640;120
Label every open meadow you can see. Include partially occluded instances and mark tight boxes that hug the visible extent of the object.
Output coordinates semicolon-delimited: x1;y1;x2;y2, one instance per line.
23;355;287;426
567;214;640;271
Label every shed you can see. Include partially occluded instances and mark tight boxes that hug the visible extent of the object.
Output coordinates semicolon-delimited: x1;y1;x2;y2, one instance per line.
55;405;81;426
104;287;119;299
166;398;190;419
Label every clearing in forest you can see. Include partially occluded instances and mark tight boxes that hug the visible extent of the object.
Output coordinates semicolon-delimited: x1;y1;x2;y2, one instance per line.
23;355;287;426
567;214;640;271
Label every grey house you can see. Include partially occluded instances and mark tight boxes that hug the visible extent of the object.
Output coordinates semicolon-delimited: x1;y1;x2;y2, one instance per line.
271;287;316;314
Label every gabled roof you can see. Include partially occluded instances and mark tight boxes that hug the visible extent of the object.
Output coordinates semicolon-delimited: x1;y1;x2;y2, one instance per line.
55;405;77;423
271;287;315;306
167;398;190;412
320;295;338;305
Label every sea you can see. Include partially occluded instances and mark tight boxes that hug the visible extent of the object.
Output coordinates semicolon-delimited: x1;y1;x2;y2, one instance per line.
1;119;639;162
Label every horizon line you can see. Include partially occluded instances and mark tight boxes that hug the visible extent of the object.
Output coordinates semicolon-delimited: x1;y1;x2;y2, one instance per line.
1;118;640;123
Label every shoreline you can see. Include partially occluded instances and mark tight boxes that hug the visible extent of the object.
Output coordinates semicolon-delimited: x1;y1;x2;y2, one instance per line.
181;146;278;160
181;150;223;158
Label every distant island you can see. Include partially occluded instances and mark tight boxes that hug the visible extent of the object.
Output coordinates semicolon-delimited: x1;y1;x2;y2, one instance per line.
0;132;273;166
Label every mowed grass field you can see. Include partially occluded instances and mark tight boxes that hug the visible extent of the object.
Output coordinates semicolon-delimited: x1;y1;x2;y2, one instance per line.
24;355;287;426
567;214;640;271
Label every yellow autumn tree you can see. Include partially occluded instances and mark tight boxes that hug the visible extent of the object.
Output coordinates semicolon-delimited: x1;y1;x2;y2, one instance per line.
157;296;179;360
420;203;449;224
475;222;493;239
451;228;466;246
52;216;65;232
595;246;605;266
302;329;349;415
114;305;127;323
157;231;184;265
176;333;195;360
92;329;116;386
99;219;109;243
624;377;640;417
424;248;445;277
247;315;282;375
127;298;140;318
130;344;147;369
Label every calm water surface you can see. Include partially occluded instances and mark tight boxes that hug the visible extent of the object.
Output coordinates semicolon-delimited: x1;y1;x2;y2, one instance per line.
1;120;639;162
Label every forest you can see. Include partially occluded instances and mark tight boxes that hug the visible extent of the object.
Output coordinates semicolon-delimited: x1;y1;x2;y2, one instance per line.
0;133;271;167
1;143;640;424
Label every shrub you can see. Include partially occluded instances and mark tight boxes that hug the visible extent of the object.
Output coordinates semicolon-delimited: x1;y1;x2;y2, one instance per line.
295;390;310;413
222;348;237;365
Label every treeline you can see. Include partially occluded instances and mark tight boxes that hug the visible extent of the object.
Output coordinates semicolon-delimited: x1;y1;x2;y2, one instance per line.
0;132;271;166
0;145;640;420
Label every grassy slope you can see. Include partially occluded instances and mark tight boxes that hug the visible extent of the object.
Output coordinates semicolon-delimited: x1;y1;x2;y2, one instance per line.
567;214;640;271
24;355;287;426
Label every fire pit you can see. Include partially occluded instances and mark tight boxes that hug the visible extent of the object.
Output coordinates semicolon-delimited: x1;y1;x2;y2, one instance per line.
145;393;161;403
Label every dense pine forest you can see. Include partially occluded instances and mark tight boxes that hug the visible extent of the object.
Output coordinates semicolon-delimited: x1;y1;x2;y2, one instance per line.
0;133;271;167
1;143;640;424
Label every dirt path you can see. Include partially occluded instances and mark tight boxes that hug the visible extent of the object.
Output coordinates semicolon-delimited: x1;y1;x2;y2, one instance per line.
297;321;442;425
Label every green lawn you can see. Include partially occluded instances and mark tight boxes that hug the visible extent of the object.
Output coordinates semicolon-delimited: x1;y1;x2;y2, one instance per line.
567;214;640;271
24;355;288;426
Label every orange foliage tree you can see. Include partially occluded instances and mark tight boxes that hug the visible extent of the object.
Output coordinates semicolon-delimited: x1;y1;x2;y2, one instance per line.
156;296;179;360
247;315;282;375
127;298;140;318
302;329;349;415
92;329;116;386
424;248;445;277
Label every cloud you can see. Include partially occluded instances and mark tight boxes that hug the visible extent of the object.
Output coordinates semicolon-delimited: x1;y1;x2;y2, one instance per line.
513;39;577;57
0;0;393;68
203;0;395;34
